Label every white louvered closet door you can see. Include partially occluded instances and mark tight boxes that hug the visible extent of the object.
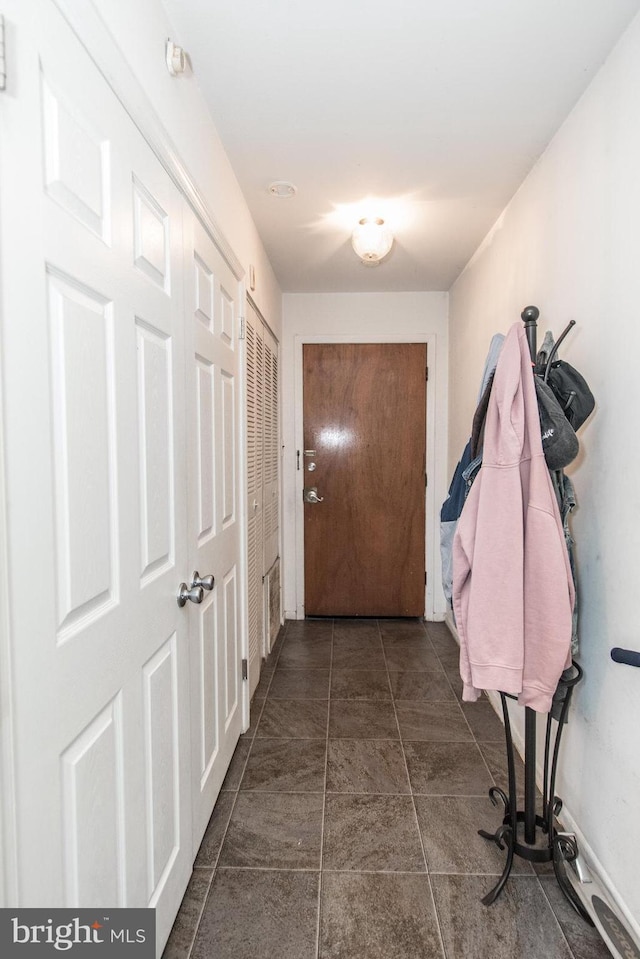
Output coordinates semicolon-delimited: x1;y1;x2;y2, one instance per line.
245;304;264;696
262;324;280;655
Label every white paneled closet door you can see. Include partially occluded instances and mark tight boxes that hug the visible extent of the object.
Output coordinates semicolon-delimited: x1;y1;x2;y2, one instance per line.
245;305;264;697
183;212;244;851
1;2;197;951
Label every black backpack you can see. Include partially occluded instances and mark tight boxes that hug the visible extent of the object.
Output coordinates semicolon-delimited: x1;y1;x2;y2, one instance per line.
546;360;595;431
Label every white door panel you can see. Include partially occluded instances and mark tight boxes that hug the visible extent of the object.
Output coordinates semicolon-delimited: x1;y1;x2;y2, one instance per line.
1;3;192;951
184;213;244;851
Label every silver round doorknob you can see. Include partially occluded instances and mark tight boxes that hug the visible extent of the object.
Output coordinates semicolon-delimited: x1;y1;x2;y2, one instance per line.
192;571;215;590
177;583;204;607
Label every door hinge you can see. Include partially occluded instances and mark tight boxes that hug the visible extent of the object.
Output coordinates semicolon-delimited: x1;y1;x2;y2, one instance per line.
425;473;428;488
425;365;429;382
242;658;248;681
0;16;6;92
424;572;427;585
239;316;246;340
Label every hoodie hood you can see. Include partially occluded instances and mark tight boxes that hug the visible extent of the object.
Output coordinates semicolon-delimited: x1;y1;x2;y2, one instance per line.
482;323;541;468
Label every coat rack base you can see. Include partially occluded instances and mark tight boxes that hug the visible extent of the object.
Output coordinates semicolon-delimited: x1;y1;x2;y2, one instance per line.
478;668;594;925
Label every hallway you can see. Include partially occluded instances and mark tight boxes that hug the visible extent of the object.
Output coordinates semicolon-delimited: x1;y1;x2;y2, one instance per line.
163;619;609;959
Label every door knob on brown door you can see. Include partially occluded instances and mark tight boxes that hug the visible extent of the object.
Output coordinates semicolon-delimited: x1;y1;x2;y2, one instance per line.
177;583;204;607
191;571;215;590
303;486;324;503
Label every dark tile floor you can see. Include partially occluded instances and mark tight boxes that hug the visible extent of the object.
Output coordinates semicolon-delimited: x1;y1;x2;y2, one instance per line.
163;618;610;959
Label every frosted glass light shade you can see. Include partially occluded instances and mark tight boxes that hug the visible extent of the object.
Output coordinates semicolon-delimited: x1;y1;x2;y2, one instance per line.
351;217;393;266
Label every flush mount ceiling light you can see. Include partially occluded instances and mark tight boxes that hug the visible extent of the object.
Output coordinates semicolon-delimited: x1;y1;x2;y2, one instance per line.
268;181;297;198
351;217;393;266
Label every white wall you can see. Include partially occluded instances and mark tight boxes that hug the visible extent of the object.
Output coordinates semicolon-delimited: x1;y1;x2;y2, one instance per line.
449;12;640;934
88;0;282;334
282;292;449;621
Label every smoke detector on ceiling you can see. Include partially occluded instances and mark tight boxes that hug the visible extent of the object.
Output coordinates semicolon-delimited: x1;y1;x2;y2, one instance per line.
268;181;297;198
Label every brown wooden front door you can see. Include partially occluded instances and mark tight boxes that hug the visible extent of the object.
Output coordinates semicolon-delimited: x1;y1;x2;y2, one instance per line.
303;343;427;616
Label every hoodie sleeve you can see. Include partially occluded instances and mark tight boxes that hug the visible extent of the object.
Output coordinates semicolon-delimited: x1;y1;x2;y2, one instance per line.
453;457;527;700
452;326;529;700
519;458;575;711
451;488;480;702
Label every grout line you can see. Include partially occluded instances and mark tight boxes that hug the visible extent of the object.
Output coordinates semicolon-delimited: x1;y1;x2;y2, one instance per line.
380;620;451;959
180;624;290;958
216;865;323;874
177;866;216;959
315;617;333;959
536;873;582;959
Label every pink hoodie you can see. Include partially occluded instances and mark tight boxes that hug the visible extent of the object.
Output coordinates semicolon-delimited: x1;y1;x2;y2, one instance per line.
452;322;574;713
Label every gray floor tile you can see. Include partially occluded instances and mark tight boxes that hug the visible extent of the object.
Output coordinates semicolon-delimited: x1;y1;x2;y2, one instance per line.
404;742;494;795
329;701;399;739
320;871;444;959
446;671;465;702
424;621;457;648
379;620;428;641
166;619;589;959
478;741;527;800
257;699;329;739
539;877;612;959
433;646;461;670
162;869;212;959
323;794;426;872
431;875;573;958
388;669;456;702
285;620;333;642
241;739;326;792
220;740;251;791
277;640;332;668
395;701;474;742
269;667;330;700
333;620;381;642
331;669;391;701
326;739;410;794
414;796;534;875
219;791;323;869
251;669;272;703
194;791;235;868
332;638;386;669
462;700;505;741
191;868;319;959
240;699;263;741
383;642;442;671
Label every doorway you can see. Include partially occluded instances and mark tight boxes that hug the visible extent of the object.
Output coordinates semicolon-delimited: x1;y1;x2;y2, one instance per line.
302;343;427;616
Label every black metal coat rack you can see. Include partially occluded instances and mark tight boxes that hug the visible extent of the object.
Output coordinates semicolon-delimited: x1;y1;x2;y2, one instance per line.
478;306;593;925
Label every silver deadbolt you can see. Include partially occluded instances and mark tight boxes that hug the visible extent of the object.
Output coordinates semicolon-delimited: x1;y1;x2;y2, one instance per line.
307;461;316;471
191;571;215;590
303;486;324;504
177;583;204;607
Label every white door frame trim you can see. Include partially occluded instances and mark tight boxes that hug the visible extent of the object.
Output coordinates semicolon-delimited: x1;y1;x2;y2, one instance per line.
293;333;439;621
0;340;18;907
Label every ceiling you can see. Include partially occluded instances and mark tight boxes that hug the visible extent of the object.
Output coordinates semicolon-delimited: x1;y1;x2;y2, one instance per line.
162;0;639;293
